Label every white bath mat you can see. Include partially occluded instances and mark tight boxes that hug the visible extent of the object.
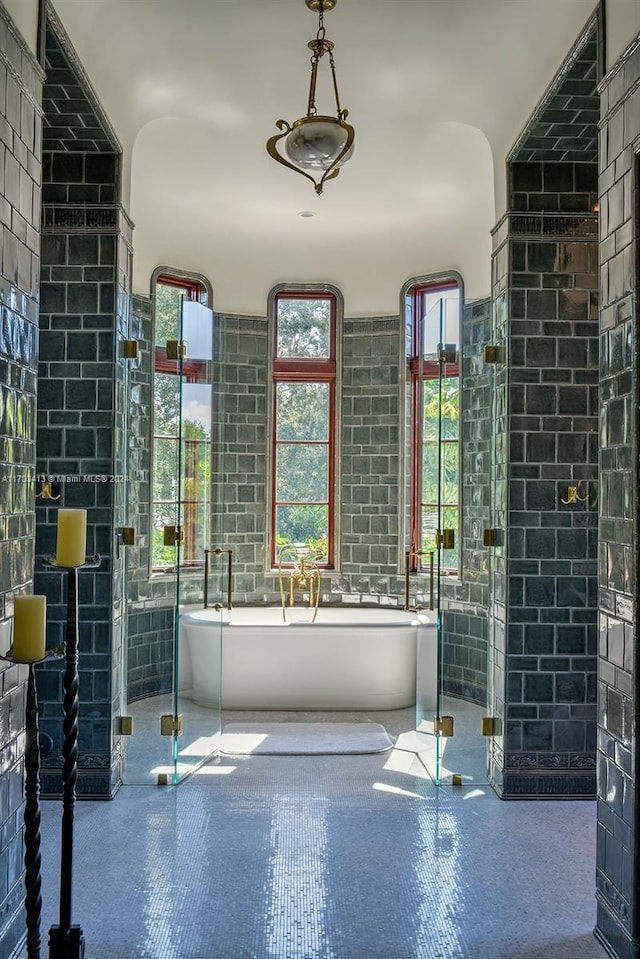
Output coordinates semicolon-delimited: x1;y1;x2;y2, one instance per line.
219;722;394;755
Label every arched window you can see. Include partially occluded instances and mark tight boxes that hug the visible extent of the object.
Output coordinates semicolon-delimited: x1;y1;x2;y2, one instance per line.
406;278;460;574
270;288;338;569
151;269;212;572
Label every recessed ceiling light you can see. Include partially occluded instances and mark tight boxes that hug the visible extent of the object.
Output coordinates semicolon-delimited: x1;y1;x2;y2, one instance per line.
298;210;316;218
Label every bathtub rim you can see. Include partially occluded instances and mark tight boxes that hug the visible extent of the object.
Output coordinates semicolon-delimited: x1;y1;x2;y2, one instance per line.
180;604;436;629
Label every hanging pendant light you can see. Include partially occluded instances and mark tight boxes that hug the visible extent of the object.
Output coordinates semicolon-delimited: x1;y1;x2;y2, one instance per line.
266;0;355;195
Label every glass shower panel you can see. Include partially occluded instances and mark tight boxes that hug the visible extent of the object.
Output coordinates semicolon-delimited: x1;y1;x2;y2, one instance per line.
119;289;178;785
414;296;447;784
168;298;222;784
121;290;222;785
414;289;488;785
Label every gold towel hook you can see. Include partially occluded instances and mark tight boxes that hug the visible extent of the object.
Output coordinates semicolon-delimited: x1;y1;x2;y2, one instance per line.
36;480;60;500
561;481;588;505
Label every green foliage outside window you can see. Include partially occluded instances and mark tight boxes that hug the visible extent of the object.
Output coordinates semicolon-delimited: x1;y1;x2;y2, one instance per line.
274;296;333;560
152;279;211;569
155;283;182;345
276;298;331;358
421;377;459;571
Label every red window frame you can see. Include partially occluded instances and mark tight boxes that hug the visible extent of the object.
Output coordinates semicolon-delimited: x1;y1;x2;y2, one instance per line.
271;290;337;569
409;281;460;572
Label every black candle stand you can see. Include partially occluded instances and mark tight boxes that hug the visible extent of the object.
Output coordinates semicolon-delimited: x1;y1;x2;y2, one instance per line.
42;555;101;959
1;645;64;959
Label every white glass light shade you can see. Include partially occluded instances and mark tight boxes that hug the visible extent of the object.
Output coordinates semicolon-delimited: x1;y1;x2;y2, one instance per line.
285;117;354;172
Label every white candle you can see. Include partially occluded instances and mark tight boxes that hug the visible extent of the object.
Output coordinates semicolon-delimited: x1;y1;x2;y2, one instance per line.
56;508;87;567
13;595;46;662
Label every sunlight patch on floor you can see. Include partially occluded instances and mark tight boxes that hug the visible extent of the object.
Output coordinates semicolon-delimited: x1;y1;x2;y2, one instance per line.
372;781;432;800
192;765;237;776
178;734;222;757
383;741;432;779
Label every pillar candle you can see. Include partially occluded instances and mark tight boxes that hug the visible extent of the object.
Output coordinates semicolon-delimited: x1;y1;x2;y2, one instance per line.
13;595;46;662
56;508;87;567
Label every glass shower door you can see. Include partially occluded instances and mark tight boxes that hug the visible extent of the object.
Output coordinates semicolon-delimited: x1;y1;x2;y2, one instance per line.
121;289;222;785
165;298;222;784
414;291;487;785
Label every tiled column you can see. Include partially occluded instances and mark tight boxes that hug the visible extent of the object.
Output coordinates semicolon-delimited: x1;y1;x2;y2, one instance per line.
340;316;402;597
0;7;43;955
594;33;640;959
34;152;133;797
488;197;599;797
211;313;269;601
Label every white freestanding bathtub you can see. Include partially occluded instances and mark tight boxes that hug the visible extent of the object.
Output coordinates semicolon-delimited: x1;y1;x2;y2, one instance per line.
178;606;436;710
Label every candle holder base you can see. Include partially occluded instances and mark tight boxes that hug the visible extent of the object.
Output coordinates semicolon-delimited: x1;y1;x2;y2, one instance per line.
49;924;85;958
42;555;102;572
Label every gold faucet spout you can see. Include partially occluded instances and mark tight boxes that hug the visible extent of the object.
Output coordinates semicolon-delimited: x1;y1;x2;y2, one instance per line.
278;545;322;621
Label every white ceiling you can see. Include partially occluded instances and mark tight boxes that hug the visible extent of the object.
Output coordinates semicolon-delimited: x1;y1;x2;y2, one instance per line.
50;0;597;316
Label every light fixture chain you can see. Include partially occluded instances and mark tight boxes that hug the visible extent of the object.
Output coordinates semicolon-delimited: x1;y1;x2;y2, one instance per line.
328;49;344;118
307;53;320;116
316;0;325;40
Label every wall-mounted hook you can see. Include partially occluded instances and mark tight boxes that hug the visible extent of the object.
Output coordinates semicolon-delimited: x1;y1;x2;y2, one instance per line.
36;480;60;500
561;481;588;505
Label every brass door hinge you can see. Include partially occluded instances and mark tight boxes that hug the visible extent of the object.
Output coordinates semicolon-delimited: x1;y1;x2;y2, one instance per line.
116;715;134;736
438;344;457;364
163;525;185;547
484;344;506;364
434;715;454;737
436;529;455;549
121;527;135;546
483;528;496;547
481;716;501;736
160;714;183;737
166;339;187;360
119;339;139;360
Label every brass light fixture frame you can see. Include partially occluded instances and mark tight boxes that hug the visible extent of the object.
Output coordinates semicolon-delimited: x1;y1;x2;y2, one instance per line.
266;0;354;195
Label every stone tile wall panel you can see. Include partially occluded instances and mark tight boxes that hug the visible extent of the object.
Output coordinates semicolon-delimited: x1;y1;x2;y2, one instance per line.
593;32;640;959
34;144;129;798
489;200;599;798
0;7;43;956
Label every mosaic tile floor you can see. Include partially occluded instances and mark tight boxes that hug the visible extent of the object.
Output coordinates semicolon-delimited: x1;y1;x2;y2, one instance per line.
15;705;606;959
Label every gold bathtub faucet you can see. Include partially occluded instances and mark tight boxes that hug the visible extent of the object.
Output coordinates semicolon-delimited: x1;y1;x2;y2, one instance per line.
278;544;322;622
289;555;316;605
